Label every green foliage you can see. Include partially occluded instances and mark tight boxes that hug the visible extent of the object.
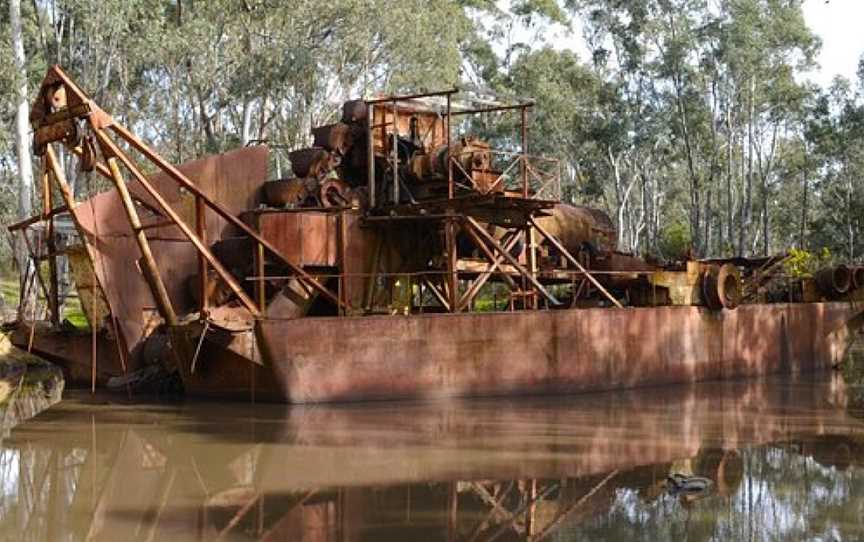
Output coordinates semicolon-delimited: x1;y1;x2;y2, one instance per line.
511;0;568;25
0;0;862;266
783;247;831;278
658;221;692;260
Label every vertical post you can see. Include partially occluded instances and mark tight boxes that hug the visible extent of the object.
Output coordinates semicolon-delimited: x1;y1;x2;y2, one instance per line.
445;216;459;312
447;93;453;200
255;241;265;311
101;153;178;326
90;266;97;394
364;235;382;312
338;211;348;316
44;147;113;326
195;195;208;315
41;160;60;326
447;482;458;542
367;103;376;208
526;224;538;309
526;479;537;538
391;100;399;205
521;106;532;309
521;106;529;198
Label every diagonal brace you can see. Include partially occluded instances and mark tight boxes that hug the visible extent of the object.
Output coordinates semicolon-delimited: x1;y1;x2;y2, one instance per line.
458;229;521;311
529;217;623;308
463;216;560;306
92;127;261;318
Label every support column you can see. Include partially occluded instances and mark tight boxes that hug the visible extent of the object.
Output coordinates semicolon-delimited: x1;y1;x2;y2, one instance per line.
195;195;209;315
102;153;178;326
254;241;265;313
525;225;538;309
41;159;60;326
338;211;348;316
367;103;376;208
44;147;111;323
526;479;537;538
521;106;529;198
391;99;399;205
447;482;458;542
445;215;459;312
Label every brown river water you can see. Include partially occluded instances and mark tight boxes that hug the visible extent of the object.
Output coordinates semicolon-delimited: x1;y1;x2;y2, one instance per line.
1;374;864;541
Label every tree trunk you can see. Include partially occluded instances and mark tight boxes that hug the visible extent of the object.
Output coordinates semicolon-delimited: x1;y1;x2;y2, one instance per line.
9;0;34;316
9;0;33;224
704;189;712;257
725;106;734;255
739;79;755;256
761;172;769;255
241;99;254;145
799;167;808;248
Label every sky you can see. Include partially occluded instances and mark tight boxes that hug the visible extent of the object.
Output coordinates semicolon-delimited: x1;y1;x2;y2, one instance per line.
801;0;864;87
495;0;864;90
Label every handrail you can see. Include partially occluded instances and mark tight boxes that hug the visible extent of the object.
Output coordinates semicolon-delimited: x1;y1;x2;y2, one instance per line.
447;150;561;200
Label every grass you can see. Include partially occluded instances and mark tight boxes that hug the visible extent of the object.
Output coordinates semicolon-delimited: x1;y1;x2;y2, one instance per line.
1;275;89;329
0;278;18;308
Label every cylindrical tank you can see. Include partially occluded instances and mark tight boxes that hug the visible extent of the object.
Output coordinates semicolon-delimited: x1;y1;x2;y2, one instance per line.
533;204;617;254
852;266;864;290
701;263;741;310
262;178;309;207
408;138;491;184
312;123;355;155
341;99;368;124
815;265;852;298
289;147;337;179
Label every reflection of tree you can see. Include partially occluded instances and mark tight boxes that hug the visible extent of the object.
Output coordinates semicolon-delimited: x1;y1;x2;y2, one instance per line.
0;444;87;542
841;340;864;415
2;379;864;541
563;445;864;541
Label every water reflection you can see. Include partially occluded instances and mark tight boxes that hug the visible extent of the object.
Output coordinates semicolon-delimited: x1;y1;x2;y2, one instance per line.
1;375;863;541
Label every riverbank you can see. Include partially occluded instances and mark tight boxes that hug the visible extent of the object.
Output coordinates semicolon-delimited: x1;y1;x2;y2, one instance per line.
0;334;64;435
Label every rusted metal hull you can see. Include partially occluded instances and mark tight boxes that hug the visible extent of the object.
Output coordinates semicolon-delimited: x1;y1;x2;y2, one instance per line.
9;324;126;387
177;302;856;403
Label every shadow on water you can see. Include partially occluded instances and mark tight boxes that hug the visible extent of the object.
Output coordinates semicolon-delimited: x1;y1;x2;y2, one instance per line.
1;374;864;540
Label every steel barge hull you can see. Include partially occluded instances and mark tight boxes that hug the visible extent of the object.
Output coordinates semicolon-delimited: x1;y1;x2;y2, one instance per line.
172;302;855;403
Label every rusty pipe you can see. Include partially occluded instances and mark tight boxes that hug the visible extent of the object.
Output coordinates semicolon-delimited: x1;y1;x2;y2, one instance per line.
815;265;852;298
701;263;741;311
852;266;864;291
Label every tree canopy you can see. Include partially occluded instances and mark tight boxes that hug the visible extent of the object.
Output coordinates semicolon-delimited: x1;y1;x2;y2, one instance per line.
2;0;862;264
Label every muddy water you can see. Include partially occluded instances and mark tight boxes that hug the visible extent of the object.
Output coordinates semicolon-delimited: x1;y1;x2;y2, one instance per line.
1;375;863;541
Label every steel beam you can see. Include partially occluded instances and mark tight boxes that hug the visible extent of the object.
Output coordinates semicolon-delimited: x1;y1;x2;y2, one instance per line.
529;217;623;309
93;128;259;318
458;230;521;311
463;216;559;306
100;151;179;325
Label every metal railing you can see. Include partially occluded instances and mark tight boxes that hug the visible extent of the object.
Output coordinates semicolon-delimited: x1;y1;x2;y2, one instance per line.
448;150;561;201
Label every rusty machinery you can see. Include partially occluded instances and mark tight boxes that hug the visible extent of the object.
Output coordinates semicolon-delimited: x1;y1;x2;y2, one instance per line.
252;88;751;314
11;67;757;340
18;65;850;357
11;64;864;403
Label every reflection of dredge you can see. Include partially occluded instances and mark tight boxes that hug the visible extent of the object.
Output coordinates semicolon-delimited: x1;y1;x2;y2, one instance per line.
4;378;862;540
6;67;860;401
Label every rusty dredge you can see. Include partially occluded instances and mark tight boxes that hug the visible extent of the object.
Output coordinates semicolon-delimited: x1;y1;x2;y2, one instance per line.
6;67;862;402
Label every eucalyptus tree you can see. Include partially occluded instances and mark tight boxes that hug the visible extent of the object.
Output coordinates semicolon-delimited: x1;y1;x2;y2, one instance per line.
568;0;818;257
